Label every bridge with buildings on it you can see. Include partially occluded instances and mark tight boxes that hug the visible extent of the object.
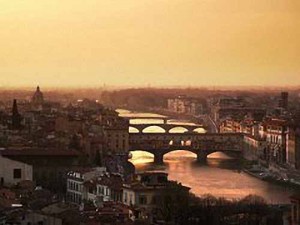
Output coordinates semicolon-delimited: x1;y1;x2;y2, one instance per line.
129;133;244;163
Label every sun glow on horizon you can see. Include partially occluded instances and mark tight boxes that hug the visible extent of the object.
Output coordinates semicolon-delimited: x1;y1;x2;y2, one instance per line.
0;0;299;87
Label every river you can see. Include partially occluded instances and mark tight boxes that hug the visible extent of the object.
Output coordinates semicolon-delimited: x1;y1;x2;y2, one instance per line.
118;109;297;204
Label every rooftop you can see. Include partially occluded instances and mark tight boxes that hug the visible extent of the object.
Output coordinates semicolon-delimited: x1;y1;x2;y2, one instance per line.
0;148;82;157
290;194;300;201
264;118;288;127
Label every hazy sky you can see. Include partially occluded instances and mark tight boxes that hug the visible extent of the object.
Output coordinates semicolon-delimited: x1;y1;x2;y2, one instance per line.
0;0;299;88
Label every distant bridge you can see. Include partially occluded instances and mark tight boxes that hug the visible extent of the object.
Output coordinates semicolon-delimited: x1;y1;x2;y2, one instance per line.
129;133;243;163
122;115;169;124
129;123;206;134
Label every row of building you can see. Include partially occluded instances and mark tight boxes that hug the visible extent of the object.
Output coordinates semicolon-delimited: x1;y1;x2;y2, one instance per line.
221;117;300;167
0;87;190;224
66;168;190;221
210;92;289;125
0;166;190;224
167;95;205;116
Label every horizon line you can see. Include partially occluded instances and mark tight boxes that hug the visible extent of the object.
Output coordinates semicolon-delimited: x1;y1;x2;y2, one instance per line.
0;84;300;91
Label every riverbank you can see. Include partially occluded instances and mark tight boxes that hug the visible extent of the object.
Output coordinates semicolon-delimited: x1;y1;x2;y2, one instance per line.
121;108;298;203
243;162;300;190
122;108;300;189
131;152;296;203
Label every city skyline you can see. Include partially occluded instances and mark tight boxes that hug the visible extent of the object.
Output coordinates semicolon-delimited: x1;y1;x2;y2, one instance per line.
2;2;300;225
1;0;300;88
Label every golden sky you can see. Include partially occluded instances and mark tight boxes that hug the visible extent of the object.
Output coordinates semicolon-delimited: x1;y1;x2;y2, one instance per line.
0;0;299;88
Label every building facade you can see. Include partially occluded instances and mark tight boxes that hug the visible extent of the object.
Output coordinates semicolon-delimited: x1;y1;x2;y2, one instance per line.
122;172;190;220
104;126;129;154
243;135;267;161
279;92;289;110
66;167;107;204
0;154;32;186
264;118;288;165
287;125;300;169
167;96;204;115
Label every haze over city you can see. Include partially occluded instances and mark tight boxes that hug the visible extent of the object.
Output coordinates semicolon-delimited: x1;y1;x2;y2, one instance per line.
2;1;300;224
1;0;300;88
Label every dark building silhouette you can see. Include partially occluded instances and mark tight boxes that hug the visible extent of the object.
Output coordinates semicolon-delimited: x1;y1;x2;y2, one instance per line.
32;86;44;105
11;99;22;130
279;92;288;109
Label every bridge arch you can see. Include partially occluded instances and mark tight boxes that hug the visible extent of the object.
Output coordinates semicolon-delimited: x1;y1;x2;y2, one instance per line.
129;126;140;133
163;150;197;161
207;151;241;159
129;148;241;164
129;147;199;164
129;123;205;134
193;127;206;133
129;150;154;163
168;126;189;133
129;132;244;163
142;126;166;133
207;151;232;159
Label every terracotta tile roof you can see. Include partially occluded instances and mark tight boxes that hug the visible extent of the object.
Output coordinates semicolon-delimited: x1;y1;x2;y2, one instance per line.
83;180;97;188
83;174;123;190
69;167;96;174
264;118;288;126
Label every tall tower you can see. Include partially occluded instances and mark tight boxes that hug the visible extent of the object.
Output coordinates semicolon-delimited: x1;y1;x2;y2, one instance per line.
11;99;22;130
279;92;288;110
32;86;44;105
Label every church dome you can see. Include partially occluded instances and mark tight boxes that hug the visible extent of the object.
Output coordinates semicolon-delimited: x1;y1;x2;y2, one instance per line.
32;86;44;104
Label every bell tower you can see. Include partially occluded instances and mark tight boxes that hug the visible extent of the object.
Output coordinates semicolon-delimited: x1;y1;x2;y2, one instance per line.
11;99;22;130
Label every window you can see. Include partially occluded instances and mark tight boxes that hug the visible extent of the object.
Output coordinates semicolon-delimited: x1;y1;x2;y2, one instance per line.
129;194;133;205
124;192;128;203
13;169;22;179
139;195;147;205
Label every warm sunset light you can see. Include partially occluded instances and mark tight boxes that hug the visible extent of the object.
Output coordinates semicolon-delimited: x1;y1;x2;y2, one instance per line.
1;2;300;224
0;0;299;87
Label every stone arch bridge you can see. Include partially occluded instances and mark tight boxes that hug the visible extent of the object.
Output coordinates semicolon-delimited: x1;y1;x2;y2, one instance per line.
123;116;169;124
129;133;243;163
129;123;206;134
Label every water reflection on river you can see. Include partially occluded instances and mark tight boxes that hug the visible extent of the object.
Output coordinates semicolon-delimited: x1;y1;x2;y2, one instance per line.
130;151;295;203
118;109;296;204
